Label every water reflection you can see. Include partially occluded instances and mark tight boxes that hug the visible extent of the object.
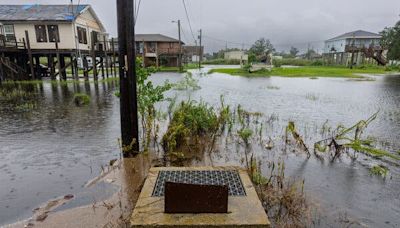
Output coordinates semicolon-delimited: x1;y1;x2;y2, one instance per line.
0;69;399;227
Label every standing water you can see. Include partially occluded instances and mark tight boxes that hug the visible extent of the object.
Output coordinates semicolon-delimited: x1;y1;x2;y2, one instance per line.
0;67;399;227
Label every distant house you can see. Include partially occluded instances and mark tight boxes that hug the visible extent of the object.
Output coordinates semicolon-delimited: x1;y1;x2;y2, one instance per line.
135;34;184;67
0;4;107;52
224;51;248;64
183;45;204;63
323;30;386;65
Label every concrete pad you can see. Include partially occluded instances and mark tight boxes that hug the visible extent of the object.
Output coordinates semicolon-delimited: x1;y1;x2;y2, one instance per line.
131;166;270;227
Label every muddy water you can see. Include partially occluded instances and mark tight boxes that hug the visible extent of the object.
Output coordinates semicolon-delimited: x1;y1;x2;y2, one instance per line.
0;68;399;227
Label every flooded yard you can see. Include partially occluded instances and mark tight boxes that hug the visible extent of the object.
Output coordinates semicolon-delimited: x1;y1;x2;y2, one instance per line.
1;67;399;227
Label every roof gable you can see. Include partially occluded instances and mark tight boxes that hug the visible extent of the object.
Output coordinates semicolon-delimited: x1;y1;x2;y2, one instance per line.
135;34;183;43
0;4;88;22
327;30;381;42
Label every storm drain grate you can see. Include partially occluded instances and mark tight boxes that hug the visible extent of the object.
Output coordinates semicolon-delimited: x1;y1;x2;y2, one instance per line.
152;170;246;197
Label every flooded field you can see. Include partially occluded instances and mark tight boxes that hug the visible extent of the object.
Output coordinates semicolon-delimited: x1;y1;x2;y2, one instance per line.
1;67;399;227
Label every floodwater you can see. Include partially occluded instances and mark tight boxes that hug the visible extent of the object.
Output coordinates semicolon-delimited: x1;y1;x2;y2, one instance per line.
1;67;400;227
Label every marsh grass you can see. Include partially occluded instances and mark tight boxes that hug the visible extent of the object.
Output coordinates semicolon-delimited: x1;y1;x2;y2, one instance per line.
162;100;220;153
314;111;400;162
266;85;280;90
173;72;201;91
208;66;391;78
0;84;38;111
369;165;389;177
249;157;311;227
305;93;319;101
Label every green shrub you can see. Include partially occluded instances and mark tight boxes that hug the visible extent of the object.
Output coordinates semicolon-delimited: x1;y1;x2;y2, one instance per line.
73;93;90;106
162;101;219;152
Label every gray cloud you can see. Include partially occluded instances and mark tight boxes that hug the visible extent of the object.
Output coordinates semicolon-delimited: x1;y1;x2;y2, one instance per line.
2;0;399;53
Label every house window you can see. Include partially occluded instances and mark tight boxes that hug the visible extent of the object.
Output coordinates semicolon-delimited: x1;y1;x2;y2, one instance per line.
77;26;87;44
47;25;60;42
3;24;15;41
35;25;47;42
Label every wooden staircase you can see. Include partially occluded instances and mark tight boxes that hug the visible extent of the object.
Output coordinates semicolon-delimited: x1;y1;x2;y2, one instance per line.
0;56;28;80
362;46;387;66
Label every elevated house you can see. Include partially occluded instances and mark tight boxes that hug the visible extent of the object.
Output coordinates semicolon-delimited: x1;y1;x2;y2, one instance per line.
0;4;111;81
323;30;386;66
135;34;184;67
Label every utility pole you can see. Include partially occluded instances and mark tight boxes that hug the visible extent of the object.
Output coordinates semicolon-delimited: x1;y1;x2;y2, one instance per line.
117;0;139;156
198;29;202;69
178;20;183;72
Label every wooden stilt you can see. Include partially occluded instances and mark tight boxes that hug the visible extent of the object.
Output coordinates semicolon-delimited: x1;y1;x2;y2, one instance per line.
49;55;55;80
83;56;89;81
25;31;35;80
112;38;117;77
60;55;67;80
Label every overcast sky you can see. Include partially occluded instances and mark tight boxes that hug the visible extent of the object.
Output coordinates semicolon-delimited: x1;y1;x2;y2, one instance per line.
2;0;400;53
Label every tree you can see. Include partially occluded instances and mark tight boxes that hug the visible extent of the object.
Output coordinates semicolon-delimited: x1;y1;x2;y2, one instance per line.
380;20;400;60
289;46;299;58
249;38;275;56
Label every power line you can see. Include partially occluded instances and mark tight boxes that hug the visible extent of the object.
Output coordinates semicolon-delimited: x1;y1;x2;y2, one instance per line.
203;35;252;47
182;0;197;43
133;0;142;25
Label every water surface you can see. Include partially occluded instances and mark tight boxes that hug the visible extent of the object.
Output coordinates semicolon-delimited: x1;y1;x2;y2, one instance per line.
0;68;399;227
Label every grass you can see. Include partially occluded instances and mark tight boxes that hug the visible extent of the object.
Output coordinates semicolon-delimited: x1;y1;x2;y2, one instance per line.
157;63;200;73
208;66;394;78
202;58;241;65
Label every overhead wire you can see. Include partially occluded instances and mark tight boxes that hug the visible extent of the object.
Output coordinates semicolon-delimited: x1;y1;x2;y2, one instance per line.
182;0;197;44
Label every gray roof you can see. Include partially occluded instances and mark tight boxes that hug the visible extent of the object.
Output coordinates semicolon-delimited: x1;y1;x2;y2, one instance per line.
135;34;183;43
0;4;88;21
327;30;381;41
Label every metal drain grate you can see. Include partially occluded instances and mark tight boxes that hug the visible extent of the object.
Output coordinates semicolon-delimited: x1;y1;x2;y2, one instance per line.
152;170;246;197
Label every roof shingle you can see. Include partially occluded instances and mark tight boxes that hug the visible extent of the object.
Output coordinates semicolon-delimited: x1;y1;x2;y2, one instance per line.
327;30;381;41
0;5;88;21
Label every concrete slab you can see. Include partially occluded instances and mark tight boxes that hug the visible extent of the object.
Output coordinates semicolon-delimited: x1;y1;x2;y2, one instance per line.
130;166;270;227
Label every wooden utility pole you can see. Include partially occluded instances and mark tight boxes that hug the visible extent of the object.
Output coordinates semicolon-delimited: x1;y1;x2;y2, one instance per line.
178;20;183;72
117;0;139;156
111;38;117;77
25;31;35;80
91;31;98;81
198;29;202;69
103;35;109;78
55;41;62;81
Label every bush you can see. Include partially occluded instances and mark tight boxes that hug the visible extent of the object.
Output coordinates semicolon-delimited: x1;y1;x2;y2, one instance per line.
73;93;90;106
162;101;220;153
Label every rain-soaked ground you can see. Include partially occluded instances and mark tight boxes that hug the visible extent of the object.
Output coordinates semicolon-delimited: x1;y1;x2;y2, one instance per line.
0;66;399;227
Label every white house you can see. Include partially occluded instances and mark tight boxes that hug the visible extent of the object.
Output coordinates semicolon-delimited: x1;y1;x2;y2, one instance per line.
323;30;381;54
323;30;384;65
0;4;107;52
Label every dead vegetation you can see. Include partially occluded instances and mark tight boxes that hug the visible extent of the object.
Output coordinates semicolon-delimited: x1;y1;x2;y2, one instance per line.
248;156;311;227
314;111;400;162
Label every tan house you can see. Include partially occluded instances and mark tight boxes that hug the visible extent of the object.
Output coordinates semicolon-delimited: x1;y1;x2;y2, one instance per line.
0;4;110;81
224;50;248;62
0;4;107;53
